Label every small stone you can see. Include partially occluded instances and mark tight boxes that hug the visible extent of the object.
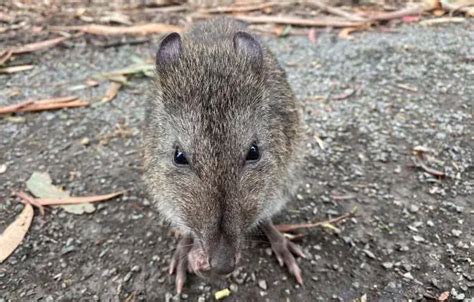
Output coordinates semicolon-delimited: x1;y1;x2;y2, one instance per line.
123;272;133;282
296;194;303;200
0;164;7;174
80;137;90;145
382;262;393;269
131;265;140;272
258;279;267;290
197;297;205;302
181;293;188;299
413;235;424;242
452;229;462;237
427;220;434;227
409;204;419;213
264;248;272;256
165;292;173;302
402;272;413;280
230;283;238;293
363;249;376;259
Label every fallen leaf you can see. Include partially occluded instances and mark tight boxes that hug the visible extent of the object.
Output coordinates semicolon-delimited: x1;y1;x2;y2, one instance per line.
0;65;34;74
214;288;231;300
51;23;183;36
94;63;154;80
0;204;34;263
26;172;95;214
338;27;358;39
12;37;68;54
101;82;122;102
0;96;88;115
35;191;124;205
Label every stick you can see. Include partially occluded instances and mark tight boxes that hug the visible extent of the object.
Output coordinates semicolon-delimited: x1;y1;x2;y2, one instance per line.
15;191;45;216
275;210;355;232
308;0;367;22
368;6;425;21
233;14;364;28
199;1;293;14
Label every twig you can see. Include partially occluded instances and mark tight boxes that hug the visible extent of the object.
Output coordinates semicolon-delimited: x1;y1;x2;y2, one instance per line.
412;157;445;177
308;0;367;22
368;6;425;21
198;1;293;14
0;96;88;114
233;14;364;28
15;191;45;216
275;210;356;232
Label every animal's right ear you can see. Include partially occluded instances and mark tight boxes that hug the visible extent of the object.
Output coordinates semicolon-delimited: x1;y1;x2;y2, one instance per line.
156;32;182;69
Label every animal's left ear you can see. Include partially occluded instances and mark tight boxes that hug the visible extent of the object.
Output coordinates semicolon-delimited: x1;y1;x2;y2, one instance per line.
156;32;182;70
233;31;263;68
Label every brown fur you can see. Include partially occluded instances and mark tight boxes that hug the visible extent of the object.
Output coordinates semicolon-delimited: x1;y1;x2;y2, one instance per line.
143;17;303;266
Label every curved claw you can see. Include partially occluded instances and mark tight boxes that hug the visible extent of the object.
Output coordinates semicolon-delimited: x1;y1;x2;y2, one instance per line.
261;221;305;284
169;236;210;293
169;236;193;293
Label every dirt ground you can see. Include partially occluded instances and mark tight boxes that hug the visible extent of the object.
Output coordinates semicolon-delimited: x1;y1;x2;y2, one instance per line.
0;20;473;301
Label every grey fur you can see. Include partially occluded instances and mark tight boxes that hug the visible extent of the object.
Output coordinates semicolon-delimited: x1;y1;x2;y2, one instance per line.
143;17;303;268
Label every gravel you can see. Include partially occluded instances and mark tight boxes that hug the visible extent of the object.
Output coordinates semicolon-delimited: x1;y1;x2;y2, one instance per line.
0;21;473;301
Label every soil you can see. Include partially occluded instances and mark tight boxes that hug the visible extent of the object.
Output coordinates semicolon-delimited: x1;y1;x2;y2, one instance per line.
0;21;473;301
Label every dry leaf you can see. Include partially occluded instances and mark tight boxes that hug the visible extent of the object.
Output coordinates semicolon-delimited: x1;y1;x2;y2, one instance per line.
0;65;34;74
338;27;358;39
26;172;95;214
35;191;124;205
0;204;34;263
94;61;154;82
52;23;183;36
12;37;68;54
101;82;122;102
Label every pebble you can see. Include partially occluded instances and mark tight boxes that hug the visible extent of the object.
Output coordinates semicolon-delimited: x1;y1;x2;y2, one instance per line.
452;229;462;237
409;204;420;213
258;279;268;290
197;297;205;302
0;164;7;174
123;272;133;282
413;235;424;242
363;250;376;259
382;262;393;269
131;265;140;272
230;283;238;293
402;272;413;280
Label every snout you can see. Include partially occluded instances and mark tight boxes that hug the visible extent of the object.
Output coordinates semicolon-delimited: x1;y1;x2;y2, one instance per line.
208;235;239;275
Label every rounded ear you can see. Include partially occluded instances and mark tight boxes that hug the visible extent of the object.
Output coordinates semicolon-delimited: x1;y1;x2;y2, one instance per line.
233;31;263;68
156;32;182;69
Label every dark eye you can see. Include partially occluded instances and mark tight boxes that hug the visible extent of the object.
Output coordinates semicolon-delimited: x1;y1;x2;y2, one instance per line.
246;144;260;162
174;147;189;165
